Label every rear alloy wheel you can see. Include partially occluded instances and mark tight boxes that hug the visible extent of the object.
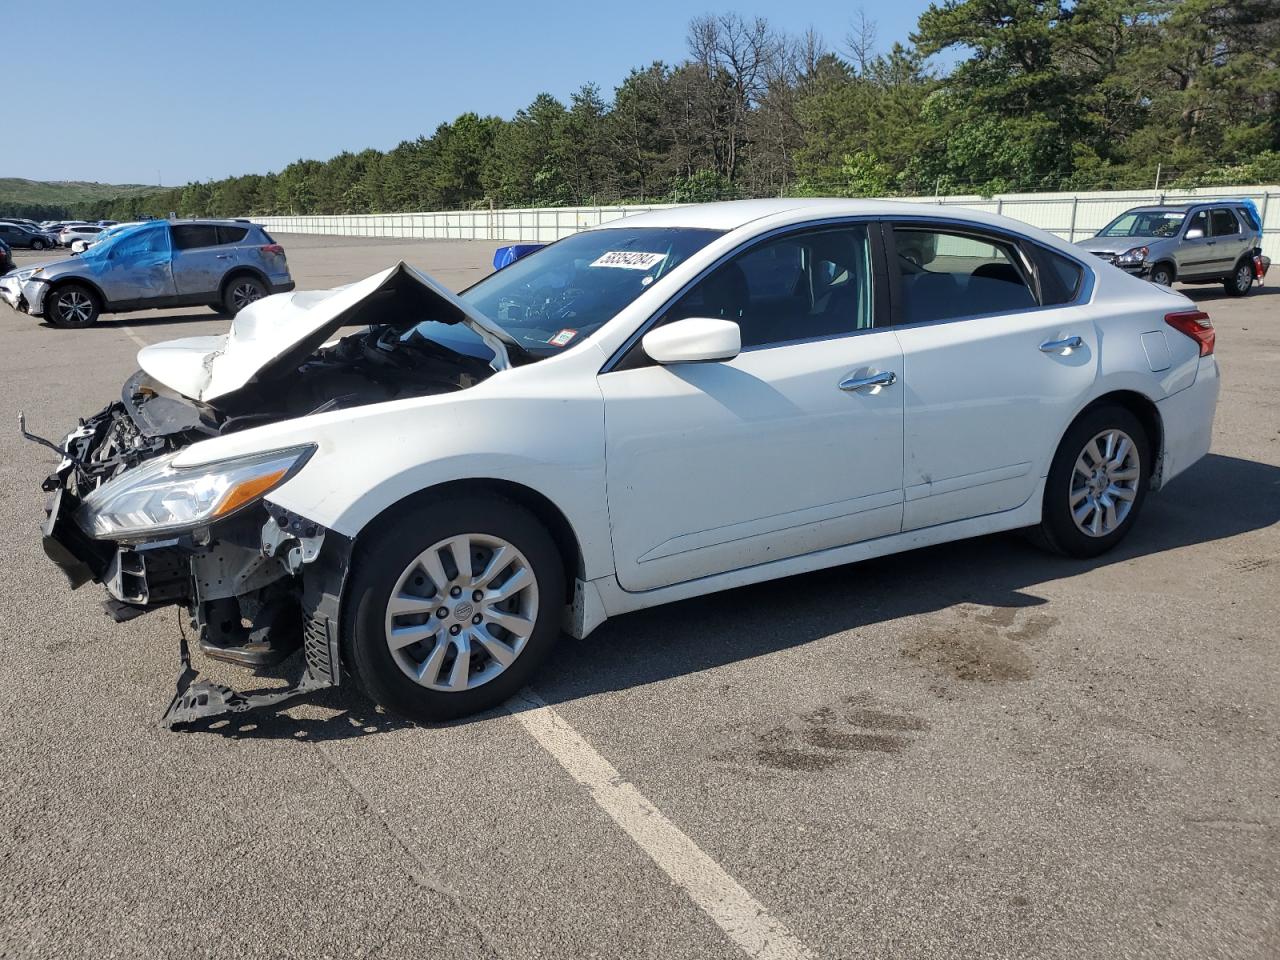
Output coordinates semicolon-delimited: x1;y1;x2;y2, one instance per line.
346;497;564;722
223;275;266;315
1037;405;1150;558
1225;260;1253;297
1148;263;1173;287
46;284;100;328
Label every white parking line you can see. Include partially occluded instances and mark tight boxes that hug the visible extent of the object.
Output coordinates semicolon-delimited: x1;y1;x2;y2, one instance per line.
120;325;148;349
507;689;814;960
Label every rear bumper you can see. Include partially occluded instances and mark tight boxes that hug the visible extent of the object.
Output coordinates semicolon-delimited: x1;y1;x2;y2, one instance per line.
1156;356;1219;486
269;278;295;294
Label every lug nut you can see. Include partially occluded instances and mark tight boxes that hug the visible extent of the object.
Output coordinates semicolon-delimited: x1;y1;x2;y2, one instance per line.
450;586;462;598
449;624;461;636
436;607;449;619
473;590;483;602
472;614;482;624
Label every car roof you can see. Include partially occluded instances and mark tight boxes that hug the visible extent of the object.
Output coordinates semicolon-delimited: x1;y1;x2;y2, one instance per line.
595;197;1080;241
167;218;257;226
1129;200;1252;212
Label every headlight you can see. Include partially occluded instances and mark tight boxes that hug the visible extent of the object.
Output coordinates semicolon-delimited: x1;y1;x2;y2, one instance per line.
1118;246;1149;265
77;445;314;541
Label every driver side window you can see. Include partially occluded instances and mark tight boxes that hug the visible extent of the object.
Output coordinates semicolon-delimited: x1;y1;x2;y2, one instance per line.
660;224;874;350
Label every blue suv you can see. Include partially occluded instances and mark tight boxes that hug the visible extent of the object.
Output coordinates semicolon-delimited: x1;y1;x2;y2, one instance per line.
0;219;294;328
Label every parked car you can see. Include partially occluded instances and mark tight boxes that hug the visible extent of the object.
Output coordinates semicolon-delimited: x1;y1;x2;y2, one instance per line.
57;224;106;247
69;221;142;253
0;217;41;230
24;199;1220;726
0;222;57;250
0;237;10;274
1076;199;1266;296
0;219;293;327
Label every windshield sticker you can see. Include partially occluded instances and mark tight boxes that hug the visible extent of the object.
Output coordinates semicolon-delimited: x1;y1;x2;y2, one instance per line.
590;251;667;270
549;328;578;347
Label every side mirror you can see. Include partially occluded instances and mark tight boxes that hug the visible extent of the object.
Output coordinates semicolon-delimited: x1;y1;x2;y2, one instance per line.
642;317;741;365
1185;228;1205;240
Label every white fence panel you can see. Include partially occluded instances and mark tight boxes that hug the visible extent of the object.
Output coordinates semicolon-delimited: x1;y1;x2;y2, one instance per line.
254;188;1279;260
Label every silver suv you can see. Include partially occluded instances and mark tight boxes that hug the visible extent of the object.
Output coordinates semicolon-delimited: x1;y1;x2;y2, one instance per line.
1076;200;1264;296
0;219;294;328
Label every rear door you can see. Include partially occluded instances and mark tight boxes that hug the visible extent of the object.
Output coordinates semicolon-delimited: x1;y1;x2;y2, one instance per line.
1209;208;1249;274
170;223;225;297
887;221;1098;531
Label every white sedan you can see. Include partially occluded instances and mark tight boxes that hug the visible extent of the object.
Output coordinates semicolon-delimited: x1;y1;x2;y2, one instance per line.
31;199;1219;725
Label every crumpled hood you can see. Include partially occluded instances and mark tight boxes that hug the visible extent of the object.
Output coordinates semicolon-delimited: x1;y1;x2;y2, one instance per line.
136;262;519;402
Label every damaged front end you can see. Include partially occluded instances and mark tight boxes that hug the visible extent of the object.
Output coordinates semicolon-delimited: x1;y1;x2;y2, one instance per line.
27;262;514;727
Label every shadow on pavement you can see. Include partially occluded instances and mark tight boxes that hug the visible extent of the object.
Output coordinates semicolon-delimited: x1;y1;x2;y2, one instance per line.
187;452;1280;739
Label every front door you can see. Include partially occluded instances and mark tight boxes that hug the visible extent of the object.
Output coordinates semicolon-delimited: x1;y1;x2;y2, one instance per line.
95;222;175;306
887;222;1098;530
600;223;905;592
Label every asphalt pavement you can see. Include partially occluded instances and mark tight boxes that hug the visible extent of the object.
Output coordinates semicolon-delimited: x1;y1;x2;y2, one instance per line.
0;235;1276;960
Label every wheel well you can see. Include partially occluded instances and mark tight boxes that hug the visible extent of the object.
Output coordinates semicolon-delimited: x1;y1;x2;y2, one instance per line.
352;479;584;603
46;277;105;309
1080;390;1164;485
1152;259;1175;279
219;267;269;297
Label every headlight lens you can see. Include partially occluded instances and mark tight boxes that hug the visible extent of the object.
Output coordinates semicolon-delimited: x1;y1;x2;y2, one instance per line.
77;445;314;541
1118;246;1149;265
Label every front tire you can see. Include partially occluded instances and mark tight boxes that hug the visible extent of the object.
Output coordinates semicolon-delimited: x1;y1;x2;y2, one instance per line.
345;497;565;723
1225;259;1253;297
222;275;267;315
1148;263;1174;287
31;239;46;251
45;283;100;328
1037;405;1150;558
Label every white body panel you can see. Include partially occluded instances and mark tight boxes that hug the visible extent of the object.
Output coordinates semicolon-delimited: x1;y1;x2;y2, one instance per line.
147;199;1218;634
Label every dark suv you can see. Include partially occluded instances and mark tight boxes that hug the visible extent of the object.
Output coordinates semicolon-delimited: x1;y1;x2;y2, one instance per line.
0;219;294;327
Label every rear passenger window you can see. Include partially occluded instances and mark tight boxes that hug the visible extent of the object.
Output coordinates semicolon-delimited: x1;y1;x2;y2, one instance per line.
171;224;220;250
1210;209;1240;236
1237;206;1261;231
216;226;248;244
892;228;1037;324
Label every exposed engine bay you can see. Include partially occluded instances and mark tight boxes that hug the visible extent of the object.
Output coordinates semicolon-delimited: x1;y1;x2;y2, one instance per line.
28;265;505;727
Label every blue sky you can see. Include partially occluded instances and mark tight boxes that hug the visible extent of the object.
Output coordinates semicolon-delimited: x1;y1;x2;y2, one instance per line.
25;0;938;186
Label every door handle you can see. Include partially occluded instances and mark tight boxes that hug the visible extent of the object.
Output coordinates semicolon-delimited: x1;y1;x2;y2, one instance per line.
1039;336;1083;354
839;370;897;392
215;254;232;259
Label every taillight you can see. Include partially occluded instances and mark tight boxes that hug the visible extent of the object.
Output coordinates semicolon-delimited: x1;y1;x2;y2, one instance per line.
1255;255;1265;280
1165;309;1214;357
260;244;284;256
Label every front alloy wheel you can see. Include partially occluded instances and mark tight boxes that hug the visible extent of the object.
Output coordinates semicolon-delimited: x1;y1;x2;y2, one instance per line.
346;497;564;722
384;533;538;692
47;284;100;328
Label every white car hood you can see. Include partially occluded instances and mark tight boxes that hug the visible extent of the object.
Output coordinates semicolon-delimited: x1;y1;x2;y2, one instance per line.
136;261;517;402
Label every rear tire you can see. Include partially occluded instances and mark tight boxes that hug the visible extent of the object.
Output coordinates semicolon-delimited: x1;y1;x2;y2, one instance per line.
1036;404;1150;558
45;283;100;328
345;496;565;723
1148;263;1174;287
1224;259;1253;297
222;275;267;315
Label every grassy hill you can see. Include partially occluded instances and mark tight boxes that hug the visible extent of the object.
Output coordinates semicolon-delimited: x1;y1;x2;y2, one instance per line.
0;178;165;218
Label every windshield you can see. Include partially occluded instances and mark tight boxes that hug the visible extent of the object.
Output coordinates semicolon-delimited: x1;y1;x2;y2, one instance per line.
447;226;723;355
1098;210;1186;239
